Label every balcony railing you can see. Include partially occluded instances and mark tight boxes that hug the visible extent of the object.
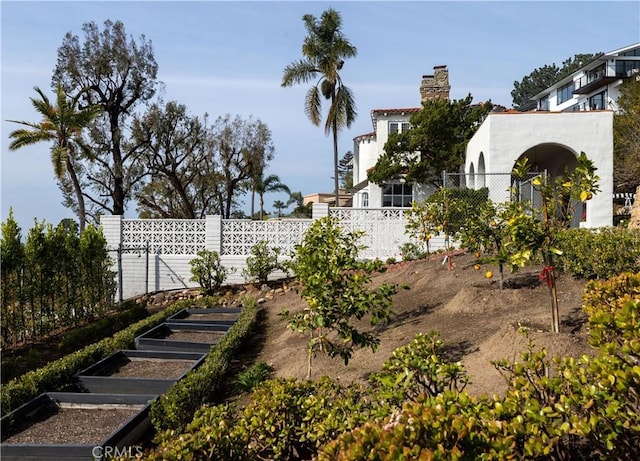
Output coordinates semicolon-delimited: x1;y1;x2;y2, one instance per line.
573;70;618;95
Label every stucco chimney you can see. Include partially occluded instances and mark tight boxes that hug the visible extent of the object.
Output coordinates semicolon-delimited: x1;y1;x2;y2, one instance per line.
420;65;450;102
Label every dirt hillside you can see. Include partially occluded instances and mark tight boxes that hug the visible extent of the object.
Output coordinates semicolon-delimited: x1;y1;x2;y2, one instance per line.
246;251;591;397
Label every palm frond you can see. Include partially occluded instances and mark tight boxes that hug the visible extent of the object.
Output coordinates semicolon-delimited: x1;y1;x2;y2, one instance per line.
305;86;322;127
281;60;319;87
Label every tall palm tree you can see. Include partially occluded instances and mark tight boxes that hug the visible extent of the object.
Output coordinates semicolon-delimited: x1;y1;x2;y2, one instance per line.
255;173;290;220
8;84;99;231
282;8;357;207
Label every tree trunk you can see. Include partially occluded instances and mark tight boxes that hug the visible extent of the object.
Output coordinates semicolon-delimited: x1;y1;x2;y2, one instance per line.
332;119;340;207
65;158;86;232
629;185;640;230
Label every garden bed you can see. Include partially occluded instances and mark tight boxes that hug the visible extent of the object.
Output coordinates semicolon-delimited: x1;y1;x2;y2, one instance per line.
75;350;206;395
135;323;230;353
167;307;241;326
0;392;155;460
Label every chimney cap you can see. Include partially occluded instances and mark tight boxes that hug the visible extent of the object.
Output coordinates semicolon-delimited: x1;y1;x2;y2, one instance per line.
433;65;447;69
422;74;433;79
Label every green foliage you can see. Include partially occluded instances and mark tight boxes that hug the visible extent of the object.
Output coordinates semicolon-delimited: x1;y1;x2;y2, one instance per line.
235;362;274;393
370;331;469;406
0;299;187;416
405;187;487;259
282;217;399;379
614;78;640;193
368;96;493;187
282;7;358;206
0;217;115;347
149;377;378;461
511;53;600;109
57;303;147;354
150;298;259;432
398;242;427;261
146;272;640;460
242;240;286;284
189;249;233;295
555;227;640;279
506;153;601;332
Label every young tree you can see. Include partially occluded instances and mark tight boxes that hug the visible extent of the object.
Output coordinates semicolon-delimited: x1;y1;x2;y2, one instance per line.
368;95;492;188
53;19;159;217
282;217;399;379
613;78;640;193
507;154;600;333
282;8;357;207
7;84;99;231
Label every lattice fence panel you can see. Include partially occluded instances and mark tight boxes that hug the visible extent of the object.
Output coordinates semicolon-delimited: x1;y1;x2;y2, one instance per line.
330;208;411;259
121;219;206;254
221;219;313;256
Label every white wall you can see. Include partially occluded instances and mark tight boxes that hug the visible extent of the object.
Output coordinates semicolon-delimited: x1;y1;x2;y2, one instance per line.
465;111;614;227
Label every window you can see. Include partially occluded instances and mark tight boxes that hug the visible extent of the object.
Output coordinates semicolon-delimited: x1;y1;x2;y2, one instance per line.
382;183;413;207
361;192;369;207
616;60;640;77
557;81;574;104
388;122;411;135
538;94;549;111
589;91;606;110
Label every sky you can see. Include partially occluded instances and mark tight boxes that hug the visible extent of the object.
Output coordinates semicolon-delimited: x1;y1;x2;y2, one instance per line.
1;0;639;233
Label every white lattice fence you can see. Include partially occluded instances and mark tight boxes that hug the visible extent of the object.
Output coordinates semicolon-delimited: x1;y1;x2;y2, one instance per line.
331;208;420;259
121;219;206;254
221;219;313;256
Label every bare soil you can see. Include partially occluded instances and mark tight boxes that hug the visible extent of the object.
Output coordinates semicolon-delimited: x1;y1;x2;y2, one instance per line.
3;403;140;444
166;330;226;343
247;251;591;397
184;313;239;321
105;358;196;379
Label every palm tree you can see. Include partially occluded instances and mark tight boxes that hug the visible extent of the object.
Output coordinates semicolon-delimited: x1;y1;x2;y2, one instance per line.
273;200;287;218
8;84;99;231
282;8;357;207
254;173;290;220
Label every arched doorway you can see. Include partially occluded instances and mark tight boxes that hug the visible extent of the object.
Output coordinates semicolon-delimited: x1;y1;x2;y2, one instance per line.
514;143;583;228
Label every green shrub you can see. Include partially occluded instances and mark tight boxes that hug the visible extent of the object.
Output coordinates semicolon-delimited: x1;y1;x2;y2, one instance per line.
57;303;147;354
189;249;233;295
556;227;640;279
242;240;287;284
235;362;274;393
370;331;469;406
149;377;379;461
398;242;427;261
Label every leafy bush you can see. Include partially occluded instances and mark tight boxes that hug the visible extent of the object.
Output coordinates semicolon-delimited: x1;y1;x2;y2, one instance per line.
556;227;640;279
149;377;379;461
235;362;274;393
189;249;233;295
370;331;468;406
242;240;287;284
398;242;427;261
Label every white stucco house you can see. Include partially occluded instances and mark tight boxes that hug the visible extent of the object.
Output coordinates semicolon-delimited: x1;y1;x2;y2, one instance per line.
352;43;640;228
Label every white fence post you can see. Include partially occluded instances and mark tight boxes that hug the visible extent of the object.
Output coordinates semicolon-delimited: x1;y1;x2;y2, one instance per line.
312;203;329;219
100;215;123;302
205;215;222;253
